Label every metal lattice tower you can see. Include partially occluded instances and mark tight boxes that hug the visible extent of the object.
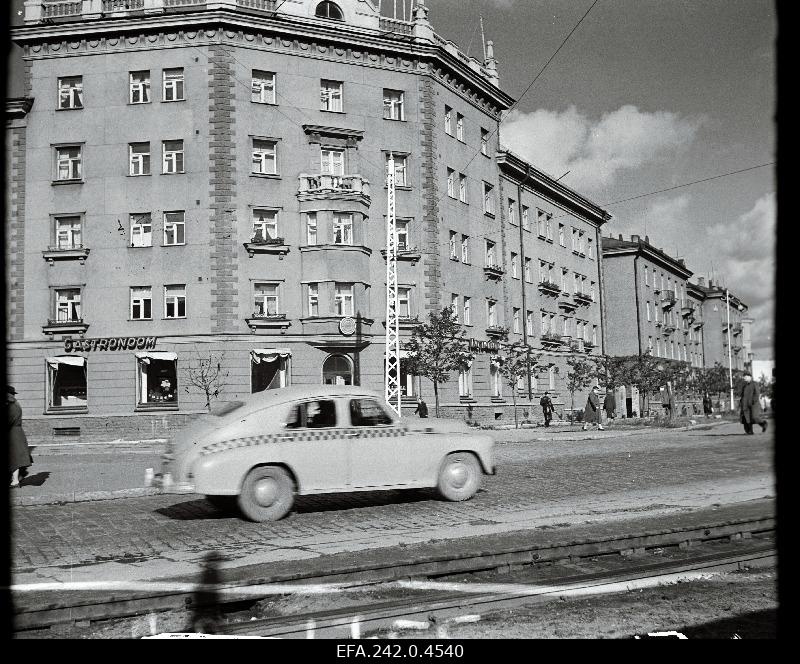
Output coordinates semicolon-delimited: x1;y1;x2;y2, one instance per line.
384;154;401;415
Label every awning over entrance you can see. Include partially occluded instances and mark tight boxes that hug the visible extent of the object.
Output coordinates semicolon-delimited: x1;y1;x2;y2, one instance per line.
135;351;178;364
46;356;86;368
250;348;291;364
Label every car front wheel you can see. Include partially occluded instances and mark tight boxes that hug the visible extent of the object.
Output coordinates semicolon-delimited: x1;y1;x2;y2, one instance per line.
437;453;481;501
238;466;295;522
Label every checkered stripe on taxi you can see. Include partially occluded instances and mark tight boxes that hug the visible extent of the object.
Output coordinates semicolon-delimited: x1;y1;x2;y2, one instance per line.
200;426;409;456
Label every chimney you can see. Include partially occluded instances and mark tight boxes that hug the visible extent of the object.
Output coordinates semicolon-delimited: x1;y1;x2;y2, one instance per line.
618;234;623;240
678;258;685;266
708;279;714;288
697;277;705;286
644;235;650;243
631;234;640;243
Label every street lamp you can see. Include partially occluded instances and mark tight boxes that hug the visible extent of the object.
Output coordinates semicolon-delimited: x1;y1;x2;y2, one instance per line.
726;289;734;412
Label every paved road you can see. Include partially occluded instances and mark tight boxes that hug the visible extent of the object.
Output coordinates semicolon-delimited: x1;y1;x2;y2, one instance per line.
11;423;773;587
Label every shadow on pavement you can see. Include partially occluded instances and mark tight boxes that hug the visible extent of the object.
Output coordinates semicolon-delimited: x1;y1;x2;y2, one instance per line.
675;608;777;639
19;472;51;487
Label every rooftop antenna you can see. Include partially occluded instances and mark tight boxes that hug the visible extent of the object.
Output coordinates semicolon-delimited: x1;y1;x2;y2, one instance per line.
480;15;487;62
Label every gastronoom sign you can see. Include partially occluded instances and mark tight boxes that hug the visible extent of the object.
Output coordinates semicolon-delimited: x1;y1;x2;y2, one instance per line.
64;336;157;352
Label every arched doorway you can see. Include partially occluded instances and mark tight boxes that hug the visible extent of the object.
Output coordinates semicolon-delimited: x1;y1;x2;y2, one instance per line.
322;354;353;385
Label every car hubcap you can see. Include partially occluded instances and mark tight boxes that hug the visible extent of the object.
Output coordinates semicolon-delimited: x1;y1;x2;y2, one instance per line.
254;478;280;506
445;461;469;489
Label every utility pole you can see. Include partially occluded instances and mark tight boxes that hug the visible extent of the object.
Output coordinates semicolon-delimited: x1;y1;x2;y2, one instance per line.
726;288;734;412
385;154;401;415
480;15;487;63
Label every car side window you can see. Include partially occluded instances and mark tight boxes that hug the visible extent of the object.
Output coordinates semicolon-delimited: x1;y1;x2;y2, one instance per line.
286;400;337;429
350;399;394;427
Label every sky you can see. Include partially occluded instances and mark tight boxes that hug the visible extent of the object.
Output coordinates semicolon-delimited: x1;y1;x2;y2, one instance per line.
5;0;777;358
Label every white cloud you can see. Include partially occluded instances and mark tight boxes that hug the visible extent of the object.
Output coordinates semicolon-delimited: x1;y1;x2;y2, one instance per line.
500;105;701;192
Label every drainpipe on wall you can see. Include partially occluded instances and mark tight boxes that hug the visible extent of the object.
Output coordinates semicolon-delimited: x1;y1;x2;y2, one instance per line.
595;225;606;356
633;255;643;356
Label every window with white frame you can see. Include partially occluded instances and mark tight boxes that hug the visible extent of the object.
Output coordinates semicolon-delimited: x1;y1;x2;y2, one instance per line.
447;168;455;198
130;213;152;247
508;198;517;222
537;209;546;237
383;89;404;120
163;211;185;246
592;325;597;346
396;219;409;251
645;267;649;286
54;288;81;322
485;240;496;267
451;294;459;321
513;308;520;334
164;285;186;319
558;223;565;246
458;362;473;397
162;68;184;102
653;268;657;287
320;79;343;112
130;286;152;320
490;360;502;398
306;213;318;245
320;147;345;175
487;300;497;327
483;182;495;215
252;139;277;175
254;283;279;316
561;268;569;293
387;154;407;186
522;205;529;230
524;257;532;282
571;228;578;251
648;336;653;352
511;252;518;279
578;231;585;254
527;311;534;336
58;76;83;110
55;145;82;181
444;105;452;135
646;301;652;321
459;173;467;202
308;283;319;316
162;140;184;174
480;127;489;155
456;113;464;142
540;311;548;335
252;209;278;242
538;260;547;284
449;231;457;259
573;273;580;294
576;320;583;341
461;235;469;264
463;296;471;325
548;366;557;390
47;357;87;410
54;215;82;249
129;71;150;104
546;213;553;241
398;287;411;318
137;354;177;406
251;70;276;104
332;212;353;245
334;283;354;316
587;237;594;259
590;281;595;300
129;142;150;176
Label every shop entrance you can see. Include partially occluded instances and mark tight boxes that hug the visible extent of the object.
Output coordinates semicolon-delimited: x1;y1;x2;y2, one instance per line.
322;354;353;385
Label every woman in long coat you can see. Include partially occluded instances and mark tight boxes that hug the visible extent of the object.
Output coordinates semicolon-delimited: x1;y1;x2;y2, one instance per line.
582;386;604;431
739;373;767;435
9;386;32;487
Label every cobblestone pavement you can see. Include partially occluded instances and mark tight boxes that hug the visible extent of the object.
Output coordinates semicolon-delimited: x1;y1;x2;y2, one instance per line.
11;423;773;586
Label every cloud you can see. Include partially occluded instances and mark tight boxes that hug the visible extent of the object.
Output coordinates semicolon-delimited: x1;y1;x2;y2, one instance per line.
500;105;702;192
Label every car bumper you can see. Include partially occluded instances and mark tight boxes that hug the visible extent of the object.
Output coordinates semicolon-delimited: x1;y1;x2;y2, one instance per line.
150;473;195;495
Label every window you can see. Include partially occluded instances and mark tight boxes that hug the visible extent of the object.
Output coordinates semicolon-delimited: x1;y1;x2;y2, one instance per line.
490;360;502;398
315;1;343;20
162;140;184;174
456;113;464;142
561;268;568;293
447;168;455;198
398;287;411;318
137;354;177;406
483;182;495;215
571;228;578;251
463;297;471;325
527;311;534;336
458;362;473;397
487;300;497;326
449;231;457;260
646;301;652;321
55;145;82;181
320;147;345;175
54;215;82;249
573;273;580;294
55;288;81;322
480;128;489;156
251;70;276;104
162;68;184;102
252;209;278;242
130;287;152;320
459;173;467;202
590;281;595;300
559;223;565;246
508;199;517;223
308;283;319;316
350;399;393;427
306;212;318;245
129;142;150;176
252;139;277;175
58;76;83;110
461;235;470;264
524;257;532;283
332;212;353;245
648;336;653;352
444;105;452;135
164;285;186;319
546;214;553;241
320;79;343;112
538;260;547;284
513;308;521;334
645;267;649;286
388;154;408;187
163;211;185;246
537;209;547;237
451;294;459;321
522;205;529;231
334;283;354;316
251;350;290;392
254;283;279;316
322;356;352;387
130;213;152;247
511;252;519;279
540;312;549;335
485;240;496;267
592;325;597;346
396;219;409;251
47;357;87;410
129;71;150;104
653;268;657;288
383;89;404;120
578;231;585;254
587;237;594;259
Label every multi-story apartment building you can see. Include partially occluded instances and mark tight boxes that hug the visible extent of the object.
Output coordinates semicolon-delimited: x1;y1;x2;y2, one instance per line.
686;281;707;368
9;0;548;440
688;277;749;371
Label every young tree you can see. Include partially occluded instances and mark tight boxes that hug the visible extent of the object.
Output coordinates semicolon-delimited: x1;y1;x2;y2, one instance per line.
497;341;542;428
185;351;230;411
404;305;474;417
623;352;663;415
565;355;596;423
593;354;629;392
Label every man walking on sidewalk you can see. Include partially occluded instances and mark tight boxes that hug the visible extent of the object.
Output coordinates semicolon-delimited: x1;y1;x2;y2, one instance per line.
540;391;554;427
739;372;767;435
582;386;605;431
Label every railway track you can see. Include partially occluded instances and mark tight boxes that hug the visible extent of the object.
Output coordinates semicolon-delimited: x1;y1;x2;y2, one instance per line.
12;513;775;635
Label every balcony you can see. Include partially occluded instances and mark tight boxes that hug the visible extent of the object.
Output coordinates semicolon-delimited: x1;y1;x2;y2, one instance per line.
584;339;596;352
43;318;89;337
540;332;562;349
244;312;291;334
573;292;594;306
486;325;507;339
662;324;676;334
681;302;695;317
297;174;370;206
558;297;577;312
537;280;561;296
483;263;505;281
30;1;281;23
243;236;290;259
732;323;743;336
654;320;663;328
569;339;584;352
42;245;90;265
693;318;704;329
380;247;422;266
661;290;677;309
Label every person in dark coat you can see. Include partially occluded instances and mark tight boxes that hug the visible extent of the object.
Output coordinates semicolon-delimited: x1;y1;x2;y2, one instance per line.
739;373;767;435
603;390;616;421
540;391;554;427
582;385;605;431
8;386;33;488
702;393;713;417
413;397;428;418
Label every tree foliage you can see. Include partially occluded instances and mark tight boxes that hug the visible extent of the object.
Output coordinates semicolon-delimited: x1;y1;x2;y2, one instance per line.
565;355;596;422
495;340;542;428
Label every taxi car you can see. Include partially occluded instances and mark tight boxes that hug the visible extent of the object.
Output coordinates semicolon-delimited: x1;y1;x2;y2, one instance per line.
158;385;495;522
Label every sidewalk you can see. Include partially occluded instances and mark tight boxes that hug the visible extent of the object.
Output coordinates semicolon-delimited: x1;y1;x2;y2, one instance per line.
10;420;731;507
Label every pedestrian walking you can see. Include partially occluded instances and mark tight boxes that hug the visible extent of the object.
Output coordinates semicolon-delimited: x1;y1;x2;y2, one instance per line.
413;396;428;418
8;385;33;488
582;386;604;431
702;393;713;418
739;373;767;435
539;391;554;427
603;389;616;422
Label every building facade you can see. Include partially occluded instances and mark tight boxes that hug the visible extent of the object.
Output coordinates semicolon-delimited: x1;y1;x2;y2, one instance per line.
689;277;749;371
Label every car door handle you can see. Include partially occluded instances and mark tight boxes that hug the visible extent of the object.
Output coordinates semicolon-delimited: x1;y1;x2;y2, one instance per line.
344;432;361;438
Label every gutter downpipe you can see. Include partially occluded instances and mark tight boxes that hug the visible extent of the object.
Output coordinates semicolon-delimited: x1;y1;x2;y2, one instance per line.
633;252;643;416
517;165;533;400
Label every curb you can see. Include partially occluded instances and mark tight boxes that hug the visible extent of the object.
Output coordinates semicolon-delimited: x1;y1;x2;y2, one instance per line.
494;419;731;443
11;487;161;507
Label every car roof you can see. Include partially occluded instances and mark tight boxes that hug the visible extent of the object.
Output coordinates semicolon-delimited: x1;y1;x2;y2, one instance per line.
229;385;386;411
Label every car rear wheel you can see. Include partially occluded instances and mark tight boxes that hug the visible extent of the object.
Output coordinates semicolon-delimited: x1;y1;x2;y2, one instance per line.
205;495;237;512
238;466;294;522
437;453;481;501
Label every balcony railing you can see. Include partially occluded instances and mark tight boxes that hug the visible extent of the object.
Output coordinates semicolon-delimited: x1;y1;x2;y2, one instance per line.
298;174;370;200
661;290;677;308
42;245;91;265
379;16;413;35
681;302;695;317
584;339;596;351
573;291;594;305
243;236;289;258
34;1;282;23
486;325;506;338
380;247;422;265
537;279;560;296
245;311;291;333
569;339;584;352
662;324;676;334
43;318;90;337
541;332;562;347
483;264;505;280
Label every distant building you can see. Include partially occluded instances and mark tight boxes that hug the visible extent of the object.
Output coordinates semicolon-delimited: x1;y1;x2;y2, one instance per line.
751;359;774;383
689;278;749;371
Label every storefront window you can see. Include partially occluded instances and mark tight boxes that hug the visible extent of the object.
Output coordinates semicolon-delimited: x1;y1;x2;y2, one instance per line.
46;356;87;411
323;354;352;385
251;349;290;392
136;352;177;407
